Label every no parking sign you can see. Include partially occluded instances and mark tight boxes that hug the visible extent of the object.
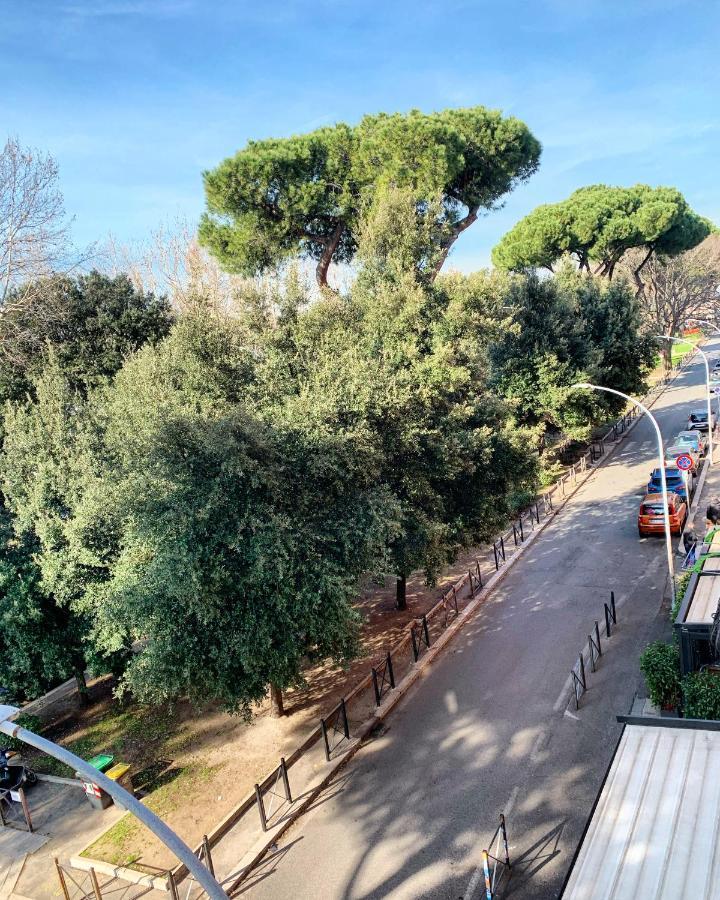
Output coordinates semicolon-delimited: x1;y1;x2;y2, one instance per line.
676;454;693;471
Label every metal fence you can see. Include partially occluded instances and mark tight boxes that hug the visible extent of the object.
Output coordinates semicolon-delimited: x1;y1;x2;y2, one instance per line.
571;592;619;710
481;814;511;900
55;860;154;900
255;760;292;832
0;784;33;831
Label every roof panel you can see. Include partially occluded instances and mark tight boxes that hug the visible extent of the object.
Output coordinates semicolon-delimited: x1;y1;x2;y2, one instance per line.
563;726;720;900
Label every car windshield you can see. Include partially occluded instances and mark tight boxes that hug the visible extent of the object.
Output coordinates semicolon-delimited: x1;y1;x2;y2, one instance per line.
691;413;708;422
677;434;698;444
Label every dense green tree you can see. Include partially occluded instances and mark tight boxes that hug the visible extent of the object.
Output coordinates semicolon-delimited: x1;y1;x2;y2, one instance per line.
6;318;397;716
0;504;85;702
199;106;541;288
492;184;712;281
265;188;539;609
0;271;173;406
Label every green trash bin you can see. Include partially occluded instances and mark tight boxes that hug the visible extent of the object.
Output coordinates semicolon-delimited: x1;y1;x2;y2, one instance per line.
76;754;115;810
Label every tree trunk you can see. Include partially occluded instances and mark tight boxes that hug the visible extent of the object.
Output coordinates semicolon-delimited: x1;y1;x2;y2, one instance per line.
269;682;285;718
315;222;345;290
662;343;673;373
431;207;479;280
396;575;407;611
74;670;89;705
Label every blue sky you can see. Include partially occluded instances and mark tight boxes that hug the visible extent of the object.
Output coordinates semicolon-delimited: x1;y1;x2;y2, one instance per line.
1;0;719;271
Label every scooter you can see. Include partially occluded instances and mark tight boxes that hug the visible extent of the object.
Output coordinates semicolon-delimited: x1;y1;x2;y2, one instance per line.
0;747;37;792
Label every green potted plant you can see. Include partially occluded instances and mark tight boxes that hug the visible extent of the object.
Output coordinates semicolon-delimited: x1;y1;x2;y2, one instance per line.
640;641;681;712
682;670;720;720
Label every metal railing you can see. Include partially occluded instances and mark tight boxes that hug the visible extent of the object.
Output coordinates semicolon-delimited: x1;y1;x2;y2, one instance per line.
255;760;292;832
372;653;396;706
320;698;350;761
570;592;619;709
56;860;154;900
0;784;32;831
481;814;511;899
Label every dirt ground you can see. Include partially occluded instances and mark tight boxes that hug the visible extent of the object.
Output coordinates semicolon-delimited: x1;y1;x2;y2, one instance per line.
24;565;473;872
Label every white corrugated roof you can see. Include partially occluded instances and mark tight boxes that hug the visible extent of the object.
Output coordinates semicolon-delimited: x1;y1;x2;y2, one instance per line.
563;724;720;899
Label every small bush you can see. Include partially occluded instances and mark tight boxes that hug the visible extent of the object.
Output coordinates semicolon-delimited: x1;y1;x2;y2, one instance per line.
682;671;720;720
1;713;43;752
639;641;681;708
672;572;691;623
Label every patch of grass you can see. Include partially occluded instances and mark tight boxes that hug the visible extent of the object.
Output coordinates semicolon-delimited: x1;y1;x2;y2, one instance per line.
81;763;222;868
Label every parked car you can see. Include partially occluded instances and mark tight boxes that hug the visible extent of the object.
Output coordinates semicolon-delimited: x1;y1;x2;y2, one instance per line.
665;444;699;473
687;409;717;431
638;492;688;537
675;430;708;456
647;467;691;502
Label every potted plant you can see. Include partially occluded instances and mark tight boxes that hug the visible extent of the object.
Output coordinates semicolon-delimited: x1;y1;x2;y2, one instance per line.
682;670;720;720
640;641;681;712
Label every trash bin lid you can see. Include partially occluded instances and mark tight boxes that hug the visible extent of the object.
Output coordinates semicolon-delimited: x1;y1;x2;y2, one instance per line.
87;754;114;772
105;763;130;781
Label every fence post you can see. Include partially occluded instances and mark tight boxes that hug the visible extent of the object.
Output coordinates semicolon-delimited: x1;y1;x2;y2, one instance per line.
202;834;216;877
512;523;519;546
476;561;483;587
535;501;540;523
611;590;617;623
579;652;586;690
55;860;71;900
422;615;430;648
500;813;511;867
340;698;350;740
89;867;103;900
500;536;505;561
387;652;395;689
275;758;291;806
167;869;180;900
482;849;493;900
519;517;524;542
255;783;268;831
605;604;611;638
595;621;602;656
320;718;331;761
493;543;499;571
18;786;32;832
411;625;420;661
372;667;381;706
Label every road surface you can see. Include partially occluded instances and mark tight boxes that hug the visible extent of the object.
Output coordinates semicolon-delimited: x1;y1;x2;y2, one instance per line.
242;344;717;900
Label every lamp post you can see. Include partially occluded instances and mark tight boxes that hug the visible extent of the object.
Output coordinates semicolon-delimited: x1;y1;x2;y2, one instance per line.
570;383;675;604
691;320;720;423
656;334;713;465
0;706;227;899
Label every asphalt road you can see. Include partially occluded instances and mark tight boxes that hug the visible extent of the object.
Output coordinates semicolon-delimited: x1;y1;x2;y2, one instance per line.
241;344;718;900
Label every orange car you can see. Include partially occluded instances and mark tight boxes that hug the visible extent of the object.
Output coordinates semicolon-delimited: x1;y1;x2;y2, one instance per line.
638;492;687;537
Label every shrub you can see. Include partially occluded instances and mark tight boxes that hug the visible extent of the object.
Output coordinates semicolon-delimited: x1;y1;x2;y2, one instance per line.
639;641;681;708
672;572;692;623
682;671;720;720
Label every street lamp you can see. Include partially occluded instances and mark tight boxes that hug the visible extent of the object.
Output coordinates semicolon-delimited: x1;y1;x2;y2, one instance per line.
655;334;714;465
570;383;675;604
0;706;227;899
690;320;720;423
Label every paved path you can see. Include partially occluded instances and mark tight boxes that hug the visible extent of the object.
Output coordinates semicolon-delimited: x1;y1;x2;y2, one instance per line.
241;345;717;900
